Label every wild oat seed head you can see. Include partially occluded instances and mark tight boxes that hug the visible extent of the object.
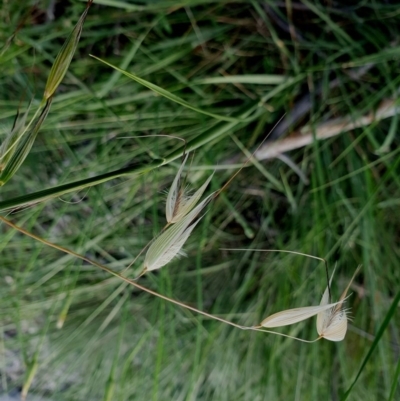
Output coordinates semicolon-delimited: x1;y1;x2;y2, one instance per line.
166;153;214;224
145;192;214;272
316;265;361;342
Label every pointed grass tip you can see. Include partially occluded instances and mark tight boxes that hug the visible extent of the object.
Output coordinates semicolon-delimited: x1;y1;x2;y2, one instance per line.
43;0;93;100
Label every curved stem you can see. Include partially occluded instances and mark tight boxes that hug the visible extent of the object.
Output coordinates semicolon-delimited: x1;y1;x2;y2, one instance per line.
220;248;331;301
250;326;321;343
0;217;329;343
0;216;247;331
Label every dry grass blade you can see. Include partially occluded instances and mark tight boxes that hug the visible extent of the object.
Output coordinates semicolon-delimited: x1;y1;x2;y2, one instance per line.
254;99;399;160
43;0;93;100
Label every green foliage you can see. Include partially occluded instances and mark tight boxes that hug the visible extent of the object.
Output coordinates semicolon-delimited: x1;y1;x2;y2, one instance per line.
0;1;399;400
0;0;93;187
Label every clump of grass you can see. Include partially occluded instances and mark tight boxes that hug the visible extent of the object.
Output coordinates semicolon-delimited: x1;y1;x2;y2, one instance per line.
0;1;399;401
0;0;93;187
0;154;360;350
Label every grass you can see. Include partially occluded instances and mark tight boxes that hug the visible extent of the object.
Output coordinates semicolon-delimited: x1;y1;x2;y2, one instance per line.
0;1;400;400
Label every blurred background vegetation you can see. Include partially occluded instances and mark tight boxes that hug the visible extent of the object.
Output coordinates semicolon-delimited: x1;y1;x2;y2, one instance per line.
0;0;399;400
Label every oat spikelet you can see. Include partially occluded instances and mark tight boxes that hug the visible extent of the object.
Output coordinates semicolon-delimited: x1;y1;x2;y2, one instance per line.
316;265;361;341
260;266;360;342
166;153;213;224
145;193;214;272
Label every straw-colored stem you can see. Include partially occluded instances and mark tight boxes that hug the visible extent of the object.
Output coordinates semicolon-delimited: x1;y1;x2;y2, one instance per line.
0;218;330;343
220;248;331;300
0;216;247;331
250;326;321;343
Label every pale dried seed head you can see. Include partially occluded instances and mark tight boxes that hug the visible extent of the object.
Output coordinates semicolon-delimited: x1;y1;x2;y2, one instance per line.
171;174;213;223
261;301;343;328
166;153;214;224
259;265;360;342
316;265;336;335
318;309;348;342
145;193;214;272
166;153;188;223
316;265;361;342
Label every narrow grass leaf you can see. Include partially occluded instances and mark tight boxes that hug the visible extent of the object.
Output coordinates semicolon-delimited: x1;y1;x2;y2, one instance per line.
21;355;38;401
0;104;31;170
341;289;400;401
43;0;93;100
90;55;247;123
0;98;53;186
388;352;400;401
0;158;164;211
195;75;286;85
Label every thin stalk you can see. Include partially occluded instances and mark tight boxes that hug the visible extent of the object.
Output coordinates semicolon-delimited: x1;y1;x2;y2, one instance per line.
0;216;246;329
250;326;321;343
221;248;331;301
0;216;321;343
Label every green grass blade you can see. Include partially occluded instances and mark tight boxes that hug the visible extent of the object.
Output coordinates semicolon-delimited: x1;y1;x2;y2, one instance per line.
90;55;253;123
388;353;400;401
163;102;261;163
194;75;286;85
0;98;53;186
341;289;400;400
0;158;163;211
